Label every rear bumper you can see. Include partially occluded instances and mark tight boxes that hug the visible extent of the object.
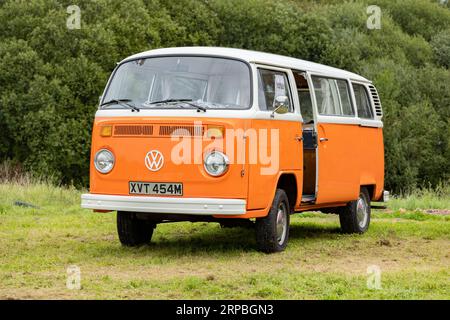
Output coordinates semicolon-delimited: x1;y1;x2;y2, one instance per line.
81;193;247;215
382;190;390;202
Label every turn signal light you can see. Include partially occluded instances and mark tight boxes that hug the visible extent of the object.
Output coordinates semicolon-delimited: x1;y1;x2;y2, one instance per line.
206;126;224;139
100;125;112;137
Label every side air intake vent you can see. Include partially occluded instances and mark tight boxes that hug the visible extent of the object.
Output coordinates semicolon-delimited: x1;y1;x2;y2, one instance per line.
368;85;383;117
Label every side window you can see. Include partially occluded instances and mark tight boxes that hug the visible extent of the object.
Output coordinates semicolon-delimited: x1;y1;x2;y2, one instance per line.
293;71;314;123
312;76;355;116
352;83;374;119
258;69;292;112
336;80;353;115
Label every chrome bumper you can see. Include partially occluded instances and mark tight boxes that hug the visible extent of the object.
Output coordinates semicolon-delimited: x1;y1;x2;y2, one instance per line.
81;194;246;215
382;190;390;202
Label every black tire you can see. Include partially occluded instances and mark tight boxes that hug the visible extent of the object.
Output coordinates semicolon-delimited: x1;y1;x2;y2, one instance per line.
117;211;155;246
339;188;371;234
255;189;290;253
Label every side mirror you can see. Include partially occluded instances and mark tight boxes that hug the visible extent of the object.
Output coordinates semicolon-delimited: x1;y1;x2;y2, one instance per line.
271;96;289;117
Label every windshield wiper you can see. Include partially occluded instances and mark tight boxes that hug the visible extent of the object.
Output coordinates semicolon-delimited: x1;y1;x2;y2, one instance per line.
144;98;206;112
147;98;193;105
101;99;140;112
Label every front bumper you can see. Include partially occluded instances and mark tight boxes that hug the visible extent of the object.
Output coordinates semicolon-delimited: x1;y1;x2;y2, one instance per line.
81;194;246;215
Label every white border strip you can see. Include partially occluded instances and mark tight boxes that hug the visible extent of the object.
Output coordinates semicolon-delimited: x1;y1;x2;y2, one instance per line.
94;109;303;122
81;193;246;215
316;115;383;127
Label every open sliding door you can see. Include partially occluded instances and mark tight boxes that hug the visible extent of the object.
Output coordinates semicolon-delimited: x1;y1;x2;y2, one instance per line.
309;75;360;204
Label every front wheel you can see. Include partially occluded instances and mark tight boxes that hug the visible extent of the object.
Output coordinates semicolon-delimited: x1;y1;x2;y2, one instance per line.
339;188;371;234
117;212;155;246
255;189;290;253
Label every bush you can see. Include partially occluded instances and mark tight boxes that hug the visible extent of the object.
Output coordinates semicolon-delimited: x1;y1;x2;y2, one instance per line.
431;29;450;68
377;0;450;41
383;101;447;192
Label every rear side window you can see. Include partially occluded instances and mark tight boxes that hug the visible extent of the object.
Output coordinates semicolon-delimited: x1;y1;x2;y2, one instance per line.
312;76;354;116
352;84;374;119
258;69;293;112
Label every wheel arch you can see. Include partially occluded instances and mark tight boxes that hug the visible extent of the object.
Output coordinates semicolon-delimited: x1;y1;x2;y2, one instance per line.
276;172;299;213
361;184;375;201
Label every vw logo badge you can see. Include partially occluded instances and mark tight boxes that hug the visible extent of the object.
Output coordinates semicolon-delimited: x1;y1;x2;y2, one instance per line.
145;150;164;172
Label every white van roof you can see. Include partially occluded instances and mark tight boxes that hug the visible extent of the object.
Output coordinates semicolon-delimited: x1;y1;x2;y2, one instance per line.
122;47;371;83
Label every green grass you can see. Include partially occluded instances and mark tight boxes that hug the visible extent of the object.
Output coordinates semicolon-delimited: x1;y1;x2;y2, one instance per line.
0;182;449;299
385;184;450;210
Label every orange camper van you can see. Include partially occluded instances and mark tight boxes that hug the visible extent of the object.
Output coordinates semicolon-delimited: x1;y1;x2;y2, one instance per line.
81;47;388;253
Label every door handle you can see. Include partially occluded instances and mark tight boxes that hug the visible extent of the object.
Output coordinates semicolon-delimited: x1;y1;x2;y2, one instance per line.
319;138;329;142
295;135;303;142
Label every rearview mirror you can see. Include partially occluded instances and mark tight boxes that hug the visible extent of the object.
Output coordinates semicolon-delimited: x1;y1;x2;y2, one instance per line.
271;96;289;117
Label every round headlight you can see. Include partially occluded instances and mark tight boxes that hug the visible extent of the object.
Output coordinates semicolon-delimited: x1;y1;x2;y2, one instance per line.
94;149;115;174
204;151;229;177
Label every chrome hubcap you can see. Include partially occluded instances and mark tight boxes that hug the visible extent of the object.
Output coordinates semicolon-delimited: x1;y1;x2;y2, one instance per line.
276;203;287;245
356;196;368;228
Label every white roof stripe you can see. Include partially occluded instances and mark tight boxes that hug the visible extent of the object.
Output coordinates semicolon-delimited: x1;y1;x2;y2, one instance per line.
121;46;370;83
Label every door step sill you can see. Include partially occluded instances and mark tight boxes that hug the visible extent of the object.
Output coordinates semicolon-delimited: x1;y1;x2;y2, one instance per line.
301;195;315;203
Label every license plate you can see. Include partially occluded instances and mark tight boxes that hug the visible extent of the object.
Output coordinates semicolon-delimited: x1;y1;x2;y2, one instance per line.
129;182;183;196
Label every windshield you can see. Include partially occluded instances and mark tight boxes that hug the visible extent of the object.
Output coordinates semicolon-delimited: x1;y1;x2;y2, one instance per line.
102;56;251;110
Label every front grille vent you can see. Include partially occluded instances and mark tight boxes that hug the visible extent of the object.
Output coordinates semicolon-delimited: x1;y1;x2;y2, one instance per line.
113;125;153;136
112;124;204;137
159;125;204;137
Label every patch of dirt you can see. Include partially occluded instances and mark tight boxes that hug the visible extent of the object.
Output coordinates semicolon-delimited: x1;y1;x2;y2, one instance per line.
377;239;391;246
423;209;450;216
384;208;450;215
0;288;83;300
22;238;444;284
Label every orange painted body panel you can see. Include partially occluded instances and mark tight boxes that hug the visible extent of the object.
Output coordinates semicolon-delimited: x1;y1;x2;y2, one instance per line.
246;119;303;210
316;123;360;203
315;123;384;204
297;202;347;212
90;117;250;200
358;126;384;200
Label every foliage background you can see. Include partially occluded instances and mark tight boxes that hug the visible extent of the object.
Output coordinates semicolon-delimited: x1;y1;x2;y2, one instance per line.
0;0;449;192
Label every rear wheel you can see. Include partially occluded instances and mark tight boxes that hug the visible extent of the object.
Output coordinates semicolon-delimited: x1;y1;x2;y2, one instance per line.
255;189;290;253
339;188;371;234
117;211;155;246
